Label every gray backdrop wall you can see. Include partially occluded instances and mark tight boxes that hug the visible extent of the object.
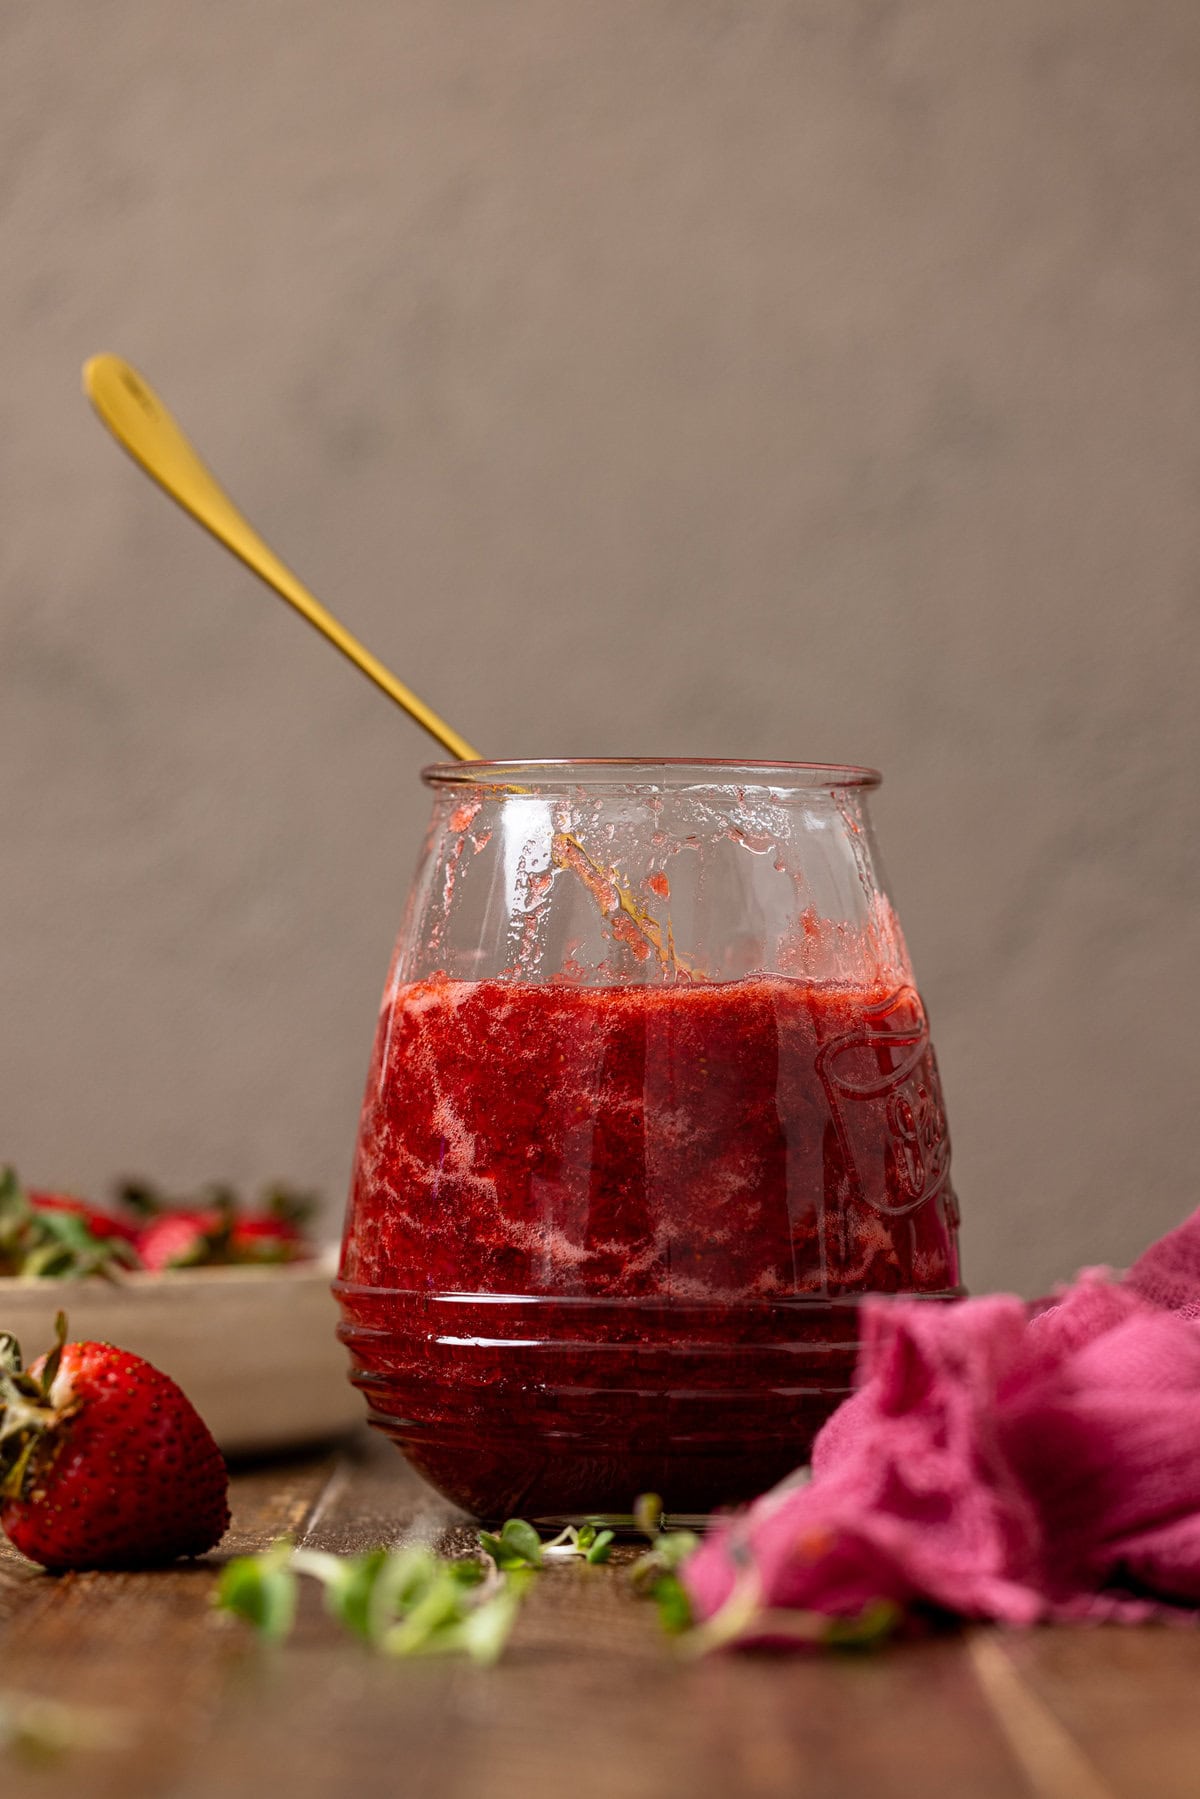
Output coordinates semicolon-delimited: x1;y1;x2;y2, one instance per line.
4;0;1199;1295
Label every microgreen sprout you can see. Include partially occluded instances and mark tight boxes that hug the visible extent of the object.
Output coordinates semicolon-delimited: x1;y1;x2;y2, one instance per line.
0;1690;126;1761
219;1499;894;1669
480;1517;615;1570
627;1493;700;1636
477;1516;544;1570
216;1539;525;1666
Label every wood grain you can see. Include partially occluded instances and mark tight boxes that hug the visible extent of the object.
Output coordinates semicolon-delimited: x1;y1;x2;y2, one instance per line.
2;1434;1197;1799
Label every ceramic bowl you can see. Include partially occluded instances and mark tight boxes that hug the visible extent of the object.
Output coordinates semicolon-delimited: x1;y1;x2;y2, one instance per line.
0;1249;362;1457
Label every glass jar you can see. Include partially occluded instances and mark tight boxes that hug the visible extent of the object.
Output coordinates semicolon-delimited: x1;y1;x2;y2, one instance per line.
335;760;961;1521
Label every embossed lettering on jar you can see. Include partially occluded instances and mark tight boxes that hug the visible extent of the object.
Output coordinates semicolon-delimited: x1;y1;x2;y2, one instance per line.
335;761;961;1521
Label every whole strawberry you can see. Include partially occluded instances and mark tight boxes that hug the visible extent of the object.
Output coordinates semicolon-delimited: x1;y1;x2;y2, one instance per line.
0;1314;229;1571
118;1179;316;1271
135;1208;225;1272
226;1214;307;1265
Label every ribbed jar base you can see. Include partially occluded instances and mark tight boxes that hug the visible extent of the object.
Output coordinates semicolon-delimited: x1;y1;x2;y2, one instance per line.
333;1284;964;1520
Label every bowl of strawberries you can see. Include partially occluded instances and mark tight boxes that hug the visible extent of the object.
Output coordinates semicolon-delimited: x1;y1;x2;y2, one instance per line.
0;1168;361;1457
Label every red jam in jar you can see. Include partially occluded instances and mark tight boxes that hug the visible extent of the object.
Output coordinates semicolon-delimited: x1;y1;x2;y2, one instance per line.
335;761;961;1519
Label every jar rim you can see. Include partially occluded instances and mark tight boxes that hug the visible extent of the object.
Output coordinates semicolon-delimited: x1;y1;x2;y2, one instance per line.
421;757;882;790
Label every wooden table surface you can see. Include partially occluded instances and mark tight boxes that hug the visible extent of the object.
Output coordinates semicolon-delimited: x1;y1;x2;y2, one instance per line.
2;1431;1198;1799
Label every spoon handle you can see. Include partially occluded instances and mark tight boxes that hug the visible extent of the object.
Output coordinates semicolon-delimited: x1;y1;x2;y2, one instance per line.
83;354;482;763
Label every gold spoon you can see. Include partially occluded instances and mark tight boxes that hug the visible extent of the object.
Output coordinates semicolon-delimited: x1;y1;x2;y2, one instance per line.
82;353;481;762
83;355;685;969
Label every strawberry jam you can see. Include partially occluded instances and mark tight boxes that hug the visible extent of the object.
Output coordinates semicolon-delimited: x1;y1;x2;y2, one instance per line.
336;973;960;1519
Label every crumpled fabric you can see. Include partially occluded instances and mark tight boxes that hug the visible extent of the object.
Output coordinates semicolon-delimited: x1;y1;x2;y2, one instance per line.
682;1207;1200;1641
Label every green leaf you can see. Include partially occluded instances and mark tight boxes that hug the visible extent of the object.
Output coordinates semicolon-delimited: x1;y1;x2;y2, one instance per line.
633;1493;664;1538
450;1558;486;1585
481;1542;527;1571
0;1689;125;1760
650;1573;693;1634
328;1550;391;1639
216;1538;535;1666
0;1172;139;1282
499;1518;543;1567
453;1573;530;1666
379;1566;468;1657
0;1166;22;1222
824;1600;901;1651
113;1179;165;1220
38;1313;68;1398
216;1546;298;1642
629;1528;699;1590
585;1529;615;1565
291;1547;390;1640
366;1546;458;1643
481;1519;543;1570
261;1183;318;1228
654;1529;699;1571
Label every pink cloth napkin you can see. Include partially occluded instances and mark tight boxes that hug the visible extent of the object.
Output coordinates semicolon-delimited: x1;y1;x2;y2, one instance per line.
682;1207;1200;1643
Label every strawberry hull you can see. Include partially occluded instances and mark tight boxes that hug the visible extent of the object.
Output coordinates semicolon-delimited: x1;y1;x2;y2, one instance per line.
27;1194;140;1246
